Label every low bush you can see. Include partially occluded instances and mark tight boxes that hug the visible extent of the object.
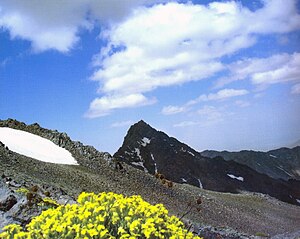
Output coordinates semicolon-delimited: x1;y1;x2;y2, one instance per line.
0;192;202;239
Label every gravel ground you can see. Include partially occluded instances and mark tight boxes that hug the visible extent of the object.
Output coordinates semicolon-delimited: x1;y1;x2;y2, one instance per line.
1;145;300;238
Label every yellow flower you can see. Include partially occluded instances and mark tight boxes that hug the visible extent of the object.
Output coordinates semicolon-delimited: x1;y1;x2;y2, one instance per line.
0;192;202;239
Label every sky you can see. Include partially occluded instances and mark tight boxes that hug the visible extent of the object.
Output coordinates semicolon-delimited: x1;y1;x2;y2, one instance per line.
0;0;300;154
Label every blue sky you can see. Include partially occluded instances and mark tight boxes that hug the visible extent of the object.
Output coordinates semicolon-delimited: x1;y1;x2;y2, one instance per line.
0;0;300;154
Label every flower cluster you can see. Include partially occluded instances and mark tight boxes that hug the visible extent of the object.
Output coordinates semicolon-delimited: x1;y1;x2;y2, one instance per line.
15;187;30;194
38;197;60;209
0;192;202;239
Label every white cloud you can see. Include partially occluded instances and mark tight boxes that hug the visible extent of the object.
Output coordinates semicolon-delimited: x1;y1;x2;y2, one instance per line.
161;105;188;115
0;0;90;52
1;0;299;116
85;94;156;118
0;0;167;52
194;89;249;103
110;120;134;128
216;52;300;88
197;105;223;121
291;83;300;94
162;88;248;116
173;109;223;128
251;53;300;86
173;121;200;128
89;0;300;116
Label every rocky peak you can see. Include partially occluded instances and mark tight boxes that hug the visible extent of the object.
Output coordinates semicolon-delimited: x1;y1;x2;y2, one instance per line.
114;120;300;206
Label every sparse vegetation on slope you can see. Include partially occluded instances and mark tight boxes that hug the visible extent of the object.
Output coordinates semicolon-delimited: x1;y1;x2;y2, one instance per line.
1;192;201;239
1;119;300;238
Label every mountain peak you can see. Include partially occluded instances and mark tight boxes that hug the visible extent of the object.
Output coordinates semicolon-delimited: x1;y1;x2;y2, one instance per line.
132;120;152;130
114;121;300;206
136;119;147;125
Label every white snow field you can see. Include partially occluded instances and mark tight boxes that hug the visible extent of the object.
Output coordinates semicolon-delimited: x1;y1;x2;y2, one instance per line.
0;127;78;165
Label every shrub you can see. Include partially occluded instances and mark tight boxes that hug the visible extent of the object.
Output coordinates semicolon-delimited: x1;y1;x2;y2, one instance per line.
15;187;29;195
0;192;202;239
38;197;60;209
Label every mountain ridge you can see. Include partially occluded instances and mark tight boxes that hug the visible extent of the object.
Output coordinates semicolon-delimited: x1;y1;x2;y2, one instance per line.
114;120;300;205
201;146;300;181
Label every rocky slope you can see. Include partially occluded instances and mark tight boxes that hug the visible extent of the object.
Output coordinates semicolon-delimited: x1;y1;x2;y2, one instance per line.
201;147;300;181
114;120;300;206
1;119;300;238
0;118;112;170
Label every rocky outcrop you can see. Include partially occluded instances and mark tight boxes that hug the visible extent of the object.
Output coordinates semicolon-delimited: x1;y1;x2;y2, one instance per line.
0;119;112;170
0;174;76;231
114;120;300;205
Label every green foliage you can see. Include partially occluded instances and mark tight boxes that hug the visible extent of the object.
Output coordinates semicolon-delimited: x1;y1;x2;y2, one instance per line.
255;232;269;237
37;197;60;209
15;187;29;195
0;192;202;239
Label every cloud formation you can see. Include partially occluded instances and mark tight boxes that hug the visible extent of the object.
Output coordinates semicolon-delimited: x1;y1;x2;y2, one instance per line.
110;120;134;128
0;0;299;117
89;0;300;117
291;83;300;94
192;89;249;103
161;105;188;115
173;105;224;127
0;0;166;52
216;52;300;89
85;94;156;118
162;88;248;115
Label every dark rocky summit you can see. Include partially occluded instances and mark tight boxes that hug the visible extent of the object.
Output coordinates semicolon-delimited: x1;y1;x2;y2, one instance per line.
114;120;300;205
201;147;300;181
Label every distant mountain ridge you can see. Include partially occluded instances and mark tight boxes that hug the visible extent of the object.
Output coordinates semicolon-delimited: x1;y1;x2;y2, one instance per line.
114;120;300;205
288;139;300;148
201;147;300;181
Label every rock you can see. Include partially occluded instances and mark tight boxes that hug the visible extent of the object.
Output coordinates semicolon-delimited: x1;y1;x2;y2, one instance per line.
0;195;17;212
57;195;76;205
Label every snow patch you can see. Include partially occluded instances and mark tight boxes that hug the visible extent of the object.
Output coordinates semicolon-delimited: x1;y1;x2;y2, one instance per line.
180;147;195;156
133;148;148;173
296;199;300;204
227;174;244;182
181;178;187;183
141;137;151;147
134;148;142;160
198;179;203;189
276;166;293;177
131;161;148;173
151;153;158;173
125;151;133;155
0;127;77;165
188;151;195;156
269;154;277;158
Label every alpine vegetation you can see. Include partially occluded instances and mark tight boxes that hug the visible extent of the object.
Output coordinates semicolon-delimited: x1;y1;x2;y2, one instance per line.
0;192;201;239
